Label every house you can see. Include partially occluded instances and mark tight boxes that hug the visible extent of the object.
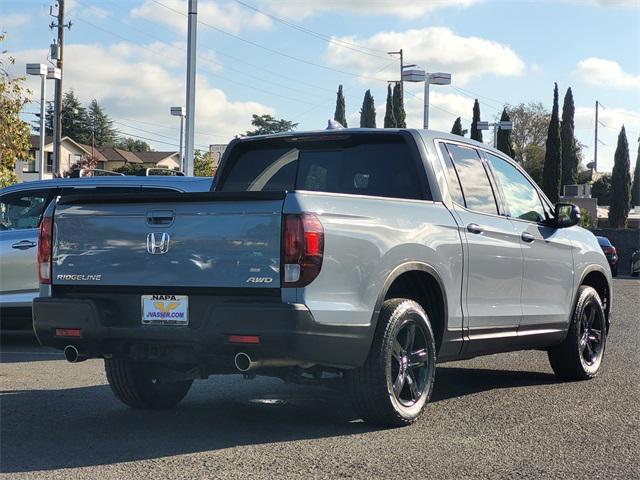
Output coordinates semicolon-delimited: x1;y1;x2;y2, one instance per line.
16;135;180;182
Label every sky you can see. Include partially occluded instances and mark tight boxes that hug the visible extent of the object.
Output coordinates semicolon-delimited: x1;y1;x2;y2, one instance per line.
2;0;639;172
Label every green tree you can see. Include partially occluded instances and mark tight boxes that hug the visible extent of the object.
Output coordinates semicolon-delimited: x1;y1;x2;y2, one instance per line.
522;144;545;186
359;90;376;128
60;90;91;144
542;83;562;203
591;174;611;205
451;117;467;136
470;99;483;142
115;137;152;152
631;140;640;207
194;149;214;177
608;125;631;228
392;83;406;128
496;108;514;157
245;114;298;136
384;84;396;128
507;102;550;166
88;99;117;147
579;208;596;229
113;163;143;175
333;85;347;128
0;35;31;186
560;87;578;188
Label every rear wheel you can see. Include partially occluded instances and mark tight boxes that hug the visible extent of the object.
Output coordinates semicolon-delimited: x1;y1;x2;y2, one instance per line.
347;299;436;427
548;286;606;380
611;265;618;277
105;358;192;409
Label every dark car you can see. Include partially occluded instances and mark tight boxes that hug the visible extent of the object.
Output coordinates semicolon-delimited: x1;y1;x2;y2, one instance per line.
596;236;618;277
631;248;640;277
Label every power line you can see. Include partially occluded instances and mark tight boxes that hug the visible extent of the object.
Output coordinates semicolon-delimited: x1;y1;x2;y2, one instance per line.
231;0;391;60
149;0;390;83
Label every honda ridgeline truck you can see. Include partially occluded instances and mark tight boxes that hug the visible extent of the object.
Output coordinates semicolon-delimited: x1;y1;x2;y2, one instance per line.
33;129;612;427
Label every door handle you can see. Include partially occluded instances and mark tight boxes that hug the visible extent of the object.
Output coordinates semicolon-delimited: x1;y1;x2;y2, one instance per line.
521;232;535;243
467;223;484;234
12;240;37;250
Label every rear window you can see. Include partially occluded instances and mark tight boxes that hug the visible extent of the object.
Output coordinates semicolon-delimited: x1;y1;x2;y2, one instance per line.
218;135;428;200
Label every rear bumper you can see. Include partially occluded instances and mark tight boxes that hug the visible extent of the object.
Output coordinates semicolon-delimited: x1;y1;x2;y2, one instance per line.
32;296;371;369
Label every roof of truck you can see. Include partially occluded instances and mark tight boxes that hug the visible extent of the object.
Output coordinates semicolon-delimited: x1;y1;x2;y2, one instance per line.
233;128;493;150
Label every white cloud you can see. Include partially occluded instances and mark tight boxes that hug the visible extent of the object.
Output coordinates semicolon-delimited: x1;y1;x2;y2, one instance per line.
325;28;525;86
575;58;640;90
1;13;32;31
575;106;640;172
11;43;274;147
131;0;272;35
576;0;639;7
261;0;481;19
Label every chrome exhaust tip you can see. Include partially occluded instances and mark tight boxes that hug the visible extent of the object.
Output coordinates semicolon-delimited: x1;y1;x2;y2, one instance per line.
63;345;86;363
234;352;253;372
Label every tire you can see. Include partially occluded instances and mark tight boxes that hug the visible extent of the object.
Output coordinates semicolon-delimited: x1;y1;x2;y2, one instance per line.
105;358;193;409
347;299;437;427
611;265;618;277
548;286;607;381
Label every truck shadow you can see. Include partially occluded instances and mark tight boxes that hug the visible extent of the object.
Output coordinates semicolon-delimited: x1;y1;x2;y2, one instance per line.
0;366;557;473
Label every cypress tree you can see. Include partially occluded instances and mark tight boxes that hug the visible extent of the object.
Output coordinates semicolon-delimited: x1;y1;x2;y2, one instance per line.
88;99;117;147
392;83;406;128
470;99;483;142
333;85;347;128
608;125;631;228
359;90;376;128
631;140;640;208
496;108;514;157
542;83;562;203
451;117;464;136
384;84;396;128
560;87;577;187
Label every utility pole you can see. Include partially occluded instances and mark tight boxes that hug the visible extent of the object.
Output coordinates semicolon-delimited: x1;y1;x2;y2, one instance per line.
594;100;599;173
50;1;71;177
184;0;197;177
387;49;404;98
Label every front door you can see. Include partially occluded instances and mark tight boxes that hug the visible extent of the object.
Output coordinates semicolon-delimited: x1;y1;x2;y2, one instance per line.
483;151;574;342
0;189;51;305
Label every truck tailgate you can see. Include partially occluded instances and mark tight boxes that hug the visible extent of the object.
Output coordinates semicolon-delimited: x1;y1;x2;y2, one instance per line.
52;192;284;288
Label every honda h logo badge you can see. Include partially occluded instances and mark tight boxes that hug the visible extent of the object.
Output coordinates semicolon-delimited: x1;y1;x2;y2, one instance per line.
146;232;170;254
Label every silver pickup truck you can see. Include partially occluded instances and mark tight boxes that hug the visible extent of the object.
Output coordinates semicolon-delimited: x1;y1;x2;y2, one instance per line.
33;129;612;427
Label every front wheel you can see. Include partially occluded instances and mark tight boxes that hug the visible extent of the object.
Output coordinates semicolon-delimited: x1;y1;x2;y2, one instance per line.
548;286;607;380
347;299;437;427
105;358;193;409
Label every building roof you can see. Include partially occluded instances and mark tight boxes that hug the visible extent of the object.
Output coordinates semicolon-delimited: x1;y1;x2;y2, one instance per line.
28;134;177;166
134;151;179;164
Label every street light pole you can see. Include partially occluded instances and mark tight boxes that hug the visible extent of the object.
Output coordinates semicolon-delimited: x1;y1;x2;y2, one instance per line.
476;121;513;148
184;0;198;177
402;70;452;130
26;64;47;179
171;107;186;171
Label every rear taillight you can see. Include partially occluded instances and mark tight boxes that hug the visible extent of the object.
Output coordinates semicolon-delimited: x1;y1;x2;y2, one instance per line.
281;213;324;288
38;216;53;284
604;246;617;255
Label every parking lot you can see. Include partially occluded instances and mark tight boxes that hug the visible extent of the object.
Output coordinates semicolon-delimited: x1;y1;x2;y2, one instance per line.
1;277;638;479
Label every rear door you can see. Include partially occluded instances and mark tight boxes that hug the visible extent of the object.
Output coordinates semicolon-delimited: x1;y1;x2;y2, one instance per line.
440;143;523;352
484;152;574;335
0;189;52;306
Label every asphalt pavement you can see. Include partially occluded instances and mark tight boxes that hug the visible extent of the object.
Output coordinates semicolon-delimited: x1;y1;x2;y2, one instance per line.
1;278;638;479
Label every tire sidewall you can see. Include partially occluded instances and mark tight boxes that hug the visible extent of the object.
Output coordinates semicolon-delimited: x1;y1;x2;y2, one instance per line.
573;288;607;377
384;302;436;421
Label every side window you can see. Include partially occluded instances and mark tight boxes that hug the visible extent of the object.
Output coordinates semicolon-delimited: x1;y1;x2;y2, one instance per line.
446;144;498;215
485;153;547;223
0;190;50;231
439;144;465;205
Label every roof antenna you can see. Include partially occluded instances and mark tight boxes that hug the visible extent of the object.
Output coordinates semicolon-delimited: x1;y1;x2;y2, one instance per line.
326;119;344;130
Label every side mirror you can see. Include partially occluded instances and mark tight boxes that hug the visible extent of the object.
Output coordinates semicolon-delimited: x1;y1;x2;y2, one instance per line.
554;203;580;228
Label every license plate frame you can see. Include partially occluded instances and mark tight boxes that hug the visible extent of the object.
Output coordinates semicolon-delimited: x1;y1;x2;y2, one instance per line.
141;295;189;326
